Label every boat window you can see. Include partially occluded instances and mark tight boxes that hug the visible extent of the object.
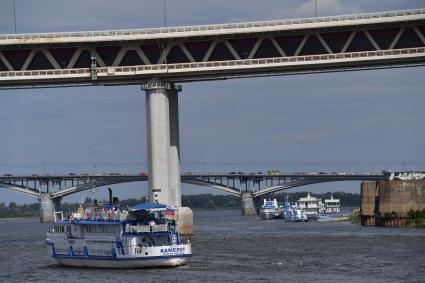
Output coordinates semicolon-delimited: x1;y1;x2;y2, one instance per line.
54;225;65;233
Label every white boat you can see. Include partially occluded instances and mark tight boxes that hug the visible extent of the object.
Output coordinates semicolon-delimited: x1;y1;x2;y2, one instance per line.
324;195;341;213
282;201;308;222
260;199;282;220
296;193;320;220
45;202;192;268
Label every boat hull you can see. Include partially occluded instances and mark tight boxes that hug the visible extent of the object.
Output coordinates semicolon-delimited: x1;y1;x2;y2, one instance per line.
260;211;281;220
53;255;191;268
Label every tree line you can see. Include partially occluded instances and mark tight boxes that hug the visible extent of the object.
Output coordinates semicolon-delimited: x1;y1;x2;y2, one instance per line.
0;191;360;218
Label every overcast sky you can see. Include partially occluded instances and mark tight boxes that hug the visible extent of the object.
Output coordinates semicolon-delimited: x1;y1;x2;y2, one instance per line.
0;0;424;204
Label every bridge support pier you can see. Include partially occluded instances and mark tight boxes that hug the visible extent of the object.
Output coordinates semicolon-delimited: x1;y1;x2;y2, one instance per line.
142;79;192;232
142;79;182;206
38;193;61;223
241;192;257;215
169;87;182;207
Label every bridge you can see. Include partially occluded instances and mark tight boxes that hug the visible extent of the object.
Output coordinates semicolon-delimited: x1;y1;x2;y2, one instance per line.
1;9;424;88
1;8;424;221
0;172;386;218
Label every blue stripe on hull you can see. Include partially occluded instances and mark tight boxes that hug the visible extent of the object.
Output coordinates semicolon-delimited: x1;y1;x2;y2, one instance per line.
52;254;192;261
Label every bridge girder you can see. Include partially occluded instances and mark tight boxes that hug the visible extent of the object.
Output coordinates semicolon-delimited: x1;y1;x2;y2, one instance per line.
182;179;240;196
252;180;329;197
50;178;143;199
0;181;40;198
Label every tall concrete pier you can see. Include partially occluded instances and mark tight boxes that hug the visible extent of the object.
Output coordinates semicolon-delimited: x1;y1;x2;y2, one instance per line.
141;79;181;206
142;79;192;235
168;89;182;207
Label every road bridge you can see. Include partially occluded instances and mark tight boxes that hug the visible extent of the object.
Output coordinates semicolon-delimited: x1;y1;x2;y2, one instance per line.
1;8;424;218
0;172;387;220
0;9;424;88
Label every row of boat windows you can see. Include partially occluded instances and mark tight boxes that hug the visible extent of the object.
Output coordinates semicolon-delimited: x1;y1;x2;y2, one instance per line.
86;240;115;244
54;225;69;233
85;225;119;233
54;224;119;234
55;247;112;256
55;248;69;254
90;249;112;256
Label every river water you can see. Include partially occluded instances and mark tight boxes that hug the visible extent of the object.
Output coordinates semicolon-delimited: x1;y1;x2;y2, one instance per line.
0;210;424;283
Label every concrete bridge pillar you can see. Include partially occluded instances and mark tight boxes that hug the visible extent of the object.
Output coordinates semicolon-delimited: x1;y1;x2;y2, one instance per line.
142;79;181;205
241;192;257;215
142;79;193;233
38;193;61;223
168;87;181;207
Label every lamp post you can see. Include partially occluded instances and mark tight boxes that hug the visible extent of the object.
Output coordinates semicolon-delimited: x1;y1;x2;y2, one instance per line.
163;0;167;27
89;150;102;173
13;0;17;33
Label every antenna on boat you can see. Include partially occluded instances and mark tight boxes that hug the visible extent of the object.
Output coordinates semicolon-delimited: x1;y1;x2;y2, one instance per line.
314;0;318;17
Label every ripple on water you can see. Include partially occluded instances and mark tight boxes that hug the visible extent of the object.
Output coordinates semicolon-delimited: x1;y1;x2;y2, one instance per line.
1;211;425;283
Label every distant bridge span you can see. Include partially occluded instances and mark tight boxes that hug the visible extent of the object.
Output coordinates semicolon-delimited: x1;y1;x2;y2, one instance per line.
0;173;385;199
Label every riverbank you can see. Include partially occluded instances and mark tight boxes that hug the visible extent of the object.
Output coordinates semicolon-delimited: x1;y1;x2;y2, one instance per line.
406;209;425;228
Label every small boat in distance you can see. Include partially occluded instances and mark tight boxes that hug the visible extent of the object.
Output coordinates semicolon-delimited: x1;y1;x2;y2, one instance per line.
282;199;308;222
296;193;320;220
260;199;282;220
46;202;192;268
324;195;341;213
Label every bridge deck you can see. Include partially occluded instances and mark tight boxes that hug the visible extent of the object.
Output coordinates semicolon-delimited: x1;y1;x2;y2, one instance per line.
0;8;424;88
0;9;424;45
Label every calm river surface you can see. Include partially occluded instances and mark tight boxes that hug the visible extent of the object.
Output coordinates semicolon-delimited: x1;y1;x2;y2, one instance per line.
1;210;424;283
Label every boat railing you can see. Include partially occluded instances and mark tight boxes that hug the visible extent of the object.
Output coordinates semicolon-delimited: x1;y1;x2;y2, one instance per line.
66;209;129;222
127;223;169;234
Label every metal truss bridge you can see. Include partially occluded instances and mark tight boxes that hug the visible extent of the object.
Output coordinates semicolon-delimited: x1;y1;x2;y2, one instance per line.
0;173;385;200
0;8;424;88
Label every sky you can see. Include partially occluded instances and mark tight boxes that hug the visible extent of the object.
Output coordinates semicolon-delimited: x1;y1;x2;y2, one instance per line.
0;0;424;204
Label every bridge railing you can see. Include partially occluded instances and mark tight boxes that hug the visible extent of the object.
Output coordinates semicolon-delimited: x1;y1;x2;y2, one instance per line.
0;8;424;42
1;47;423;84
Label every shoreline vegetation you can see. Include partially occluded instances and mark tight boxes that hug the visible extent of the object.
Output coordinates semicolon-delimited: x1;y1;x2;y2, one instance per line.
406;209;425;228
0;192;360;219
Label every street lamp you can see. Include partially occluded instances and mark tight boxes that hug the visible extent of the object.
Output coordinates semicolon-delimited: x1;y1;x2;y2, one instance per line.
13;0;17;33
89;150;102;173
163;0;167;27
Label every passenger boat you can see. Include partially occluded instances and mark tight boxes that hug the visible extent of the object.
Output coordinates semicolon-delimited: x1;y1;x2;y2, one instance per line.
260;199;282;220
296;193;320;220
324;195;341;213
282;201;308;222
45;202;192;268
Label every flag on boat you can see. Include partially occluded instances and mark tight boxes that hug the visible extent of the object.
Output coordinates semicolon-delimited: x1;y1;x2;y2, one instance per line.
165;207;175;216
